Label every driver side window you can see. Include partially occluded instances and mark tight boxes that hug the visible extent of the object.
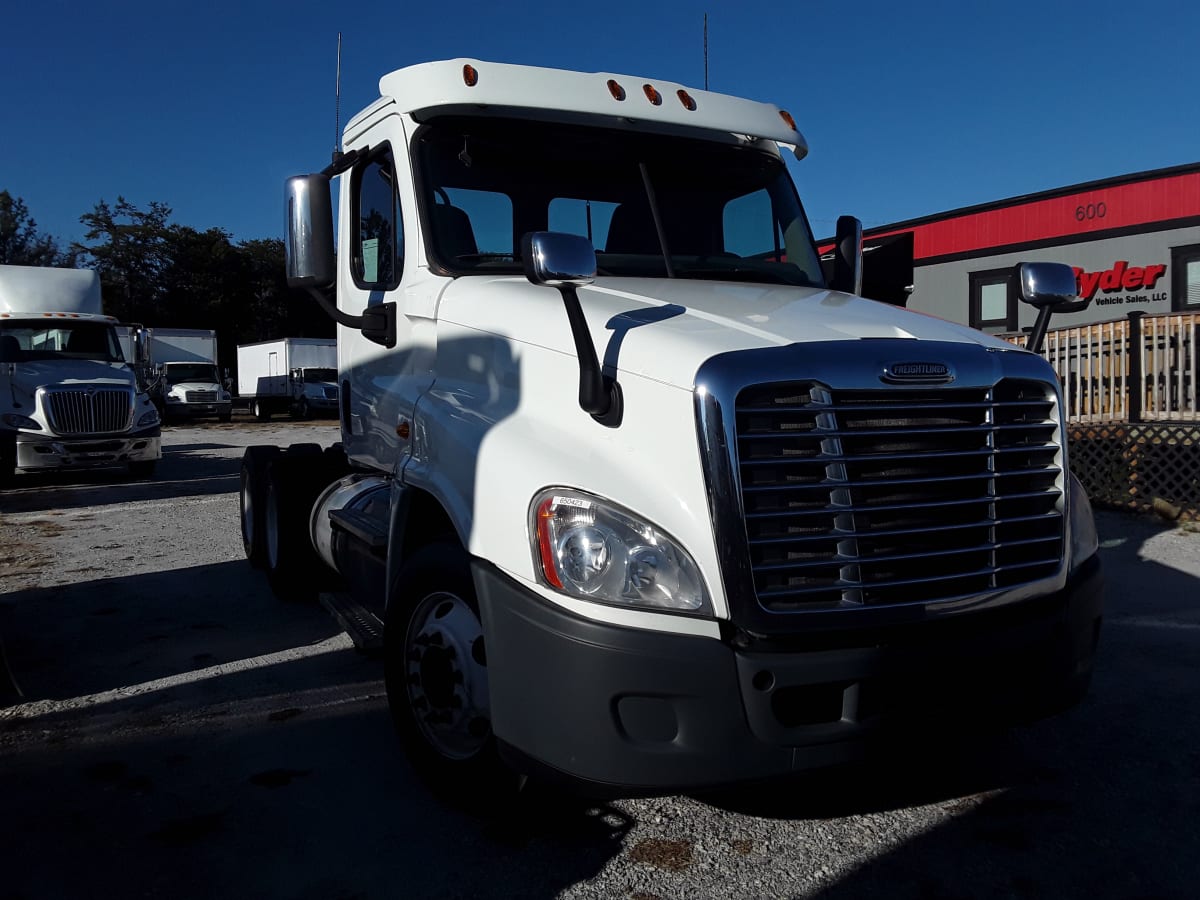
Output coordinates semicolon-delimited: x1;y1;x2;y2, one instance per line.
352;147;404;289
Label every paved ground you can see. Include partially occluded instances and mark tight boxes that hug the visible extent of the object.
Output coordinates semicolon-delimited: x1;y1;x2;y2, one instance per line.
1;417;1198;899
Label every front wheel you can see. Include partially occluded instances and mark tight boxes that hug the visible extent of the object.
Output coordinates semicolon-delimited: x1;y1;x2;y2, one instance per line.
253;398;271;421
384;543;518;809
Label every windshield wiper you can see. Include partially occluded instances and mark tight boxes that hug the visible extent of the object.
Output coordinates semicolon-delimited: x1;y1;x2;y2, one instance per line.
638;163;675;279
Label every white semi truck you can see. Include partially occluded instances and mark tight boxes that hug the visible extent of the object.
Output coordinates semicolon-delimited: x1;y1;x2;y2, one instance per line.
0;264;162;484
236;338;338;420
240;60;1104;803
147;327;232;423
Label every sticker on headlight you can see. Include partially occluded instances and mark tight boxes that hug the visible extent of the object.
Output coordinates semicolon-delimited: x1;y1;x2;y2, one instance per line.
551;495;590;510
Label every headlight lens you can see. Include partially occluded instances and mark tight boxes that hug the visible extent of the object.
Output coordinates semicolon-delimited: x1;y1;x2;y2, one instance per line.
531;488;710;615
138;408;161;427
1068;473;1098;570
2;413;41;430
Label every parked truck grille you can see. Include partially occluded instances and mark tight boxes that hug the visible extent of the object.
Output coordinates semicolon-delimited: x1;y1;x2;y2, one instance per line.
734;379;1064;611
184;390;219;402
44;388;134;435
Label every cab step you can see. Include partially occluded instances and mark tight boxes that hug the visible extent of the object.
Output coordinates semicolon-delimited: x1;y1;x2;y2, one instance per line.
319;591;385;653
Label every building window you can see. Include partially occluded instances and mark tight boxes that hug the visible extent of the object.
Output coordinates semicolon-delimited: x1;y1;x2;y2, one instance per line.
351;145;404;290
1172;243;1200;311
969;268;1016;332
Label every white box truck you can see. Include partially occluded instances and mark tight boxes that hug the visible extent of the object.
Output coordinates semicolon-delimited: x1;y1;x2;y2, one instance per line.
240;60;1104;805
146;327;232;423
0;264;162;484
236;338;337;420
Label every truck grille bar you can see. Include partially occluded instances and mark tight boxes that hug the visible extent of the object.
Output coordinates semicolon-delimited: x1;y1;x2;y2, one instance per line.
184;390;219;402
44;388;134;435
735;380;1063;611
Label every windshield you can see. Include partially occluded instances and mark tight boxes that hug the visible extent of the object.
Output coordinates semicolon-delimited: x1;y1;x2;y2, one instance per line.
302;368;337;383
0;322;124;363
164;363;219;382
417;116;825;288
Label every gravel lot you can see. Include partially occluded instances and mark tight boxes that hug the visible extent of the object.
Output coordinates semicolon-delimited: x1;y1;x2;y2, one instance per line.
2;417;1199;899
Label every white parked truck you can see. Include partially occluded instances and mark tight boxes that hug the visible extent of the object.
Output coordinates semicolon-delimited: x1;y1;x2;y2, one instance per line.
0;264;161;483
236;338;337;420
240;59;1104;803
147;327;232;423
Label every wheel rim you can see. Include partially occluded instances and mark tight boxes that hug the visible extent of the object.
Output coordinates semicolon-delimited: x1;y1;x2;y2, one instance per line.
406;591;490;760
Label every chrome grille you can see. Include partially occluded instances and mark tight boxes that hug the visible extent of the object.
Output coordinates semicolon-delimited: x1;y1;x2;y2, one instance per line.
44;388;134;435
184;390;219;402
735;379;1064;612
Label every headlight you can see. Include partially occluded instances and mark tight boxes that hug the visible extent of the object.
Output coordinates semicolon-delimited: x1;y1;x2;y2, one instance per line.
2;413;41;430
138;408;161;427
1068;473;1098;570
531;488;710;615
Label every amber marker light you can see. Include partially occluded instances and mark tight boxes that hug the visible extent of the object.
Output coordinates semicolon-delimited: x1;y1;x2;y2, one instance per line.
462;64;479;87
607;79;626;101
535;497;564;589
779;109;798;131
643;84;662;106
677;89;697;111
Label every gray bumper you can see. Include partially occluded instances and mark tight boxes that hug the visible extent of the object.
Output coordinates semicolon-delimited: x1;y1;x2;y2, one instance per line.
477;555;1103;794
15;426;162;471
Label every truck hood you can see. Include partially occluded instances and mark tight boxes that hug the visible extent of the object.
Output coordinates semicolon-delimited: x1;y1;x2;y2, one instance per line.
5;359;137;391
438;277;1020;389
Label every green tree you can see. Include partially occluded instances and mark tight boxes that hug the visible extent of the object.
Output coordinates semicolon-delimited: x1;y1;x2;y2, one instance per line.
0;191;72;266
74;198;174;322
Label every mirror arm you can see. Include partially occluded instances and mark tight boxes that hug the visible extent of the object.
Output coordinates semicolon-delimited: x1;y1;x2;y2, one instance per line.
557;284;622;426
1026;307;1054;355
303;286;396;348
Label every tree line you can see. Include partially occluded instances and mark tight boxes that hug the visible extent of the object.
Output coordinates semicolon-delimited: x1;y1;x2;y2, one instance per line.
0;190;333;370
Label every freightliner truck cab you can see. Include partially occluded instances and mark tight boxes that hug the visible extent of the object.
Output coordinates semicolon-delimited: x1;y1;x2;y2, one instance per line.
240;59;1103;804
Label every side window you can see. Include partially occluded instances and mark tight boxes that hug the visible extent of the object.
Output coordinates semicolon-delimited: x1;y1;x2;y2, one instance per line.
969;268;1016;333
352;148;403;289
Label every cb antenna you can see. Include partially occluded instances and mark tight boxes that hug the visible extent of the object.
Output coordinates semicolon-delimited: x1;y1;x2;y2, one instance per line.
332;32;343;165
703;14;708;90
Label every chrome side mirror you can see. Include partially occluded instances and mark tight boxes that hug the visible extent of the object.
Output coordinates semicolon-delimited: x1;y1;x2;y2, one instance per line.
1017;261;1091;354
522;232;597;288
1017;262;1087;311
285;174;336;289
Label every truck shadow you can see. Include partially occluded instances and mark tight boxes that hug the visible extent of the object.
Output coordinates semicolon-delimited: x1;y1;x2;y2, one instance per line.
0;561;631;899
700;509;1200;899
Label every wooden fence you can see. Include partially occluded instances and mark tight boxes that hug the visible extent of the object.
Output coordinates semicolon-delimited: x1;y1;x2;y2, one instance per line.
1003;311;1200;424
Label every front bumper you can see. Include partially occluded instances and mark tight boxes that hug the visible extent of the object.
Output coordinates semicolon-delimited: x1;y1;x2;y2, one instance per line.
164;401;232;418
476;555;1103;794
14;425;162;471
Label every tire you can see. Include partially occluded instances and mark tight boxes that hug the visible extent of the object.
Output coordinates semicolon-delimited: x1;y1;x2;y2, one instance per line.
253;398;271;422
384;543;519;810
128;460;157;480
240;445;281;566
0;433;17;489
299;398;311;419
262;444;330;601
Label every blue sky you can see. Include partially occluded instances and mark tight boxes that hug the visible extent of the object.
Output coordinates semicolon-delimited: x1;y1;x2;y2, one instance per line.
4;0;1196;249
